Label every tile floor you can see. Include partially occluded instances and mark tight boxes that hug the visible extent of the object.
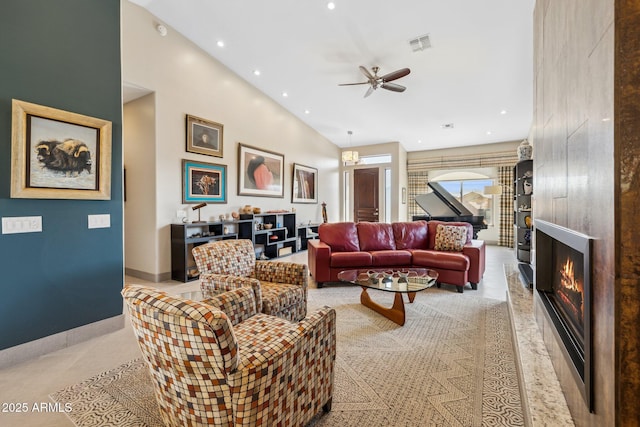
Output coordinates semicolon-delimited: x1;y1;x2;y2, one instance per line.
0;245;518;427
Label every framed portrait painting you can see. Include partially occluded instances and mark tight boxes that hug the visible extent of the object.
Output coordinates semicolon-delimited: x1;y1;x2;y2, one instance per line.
237;143;284;198
10;99;112;200
182;159;227;204
186;114;223;158
292;163;318;204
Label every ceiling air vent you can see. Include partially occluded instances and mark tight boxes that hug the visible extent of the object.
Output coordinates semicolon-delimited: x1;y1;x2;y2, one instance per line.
409;34;431;52
441;123;454;129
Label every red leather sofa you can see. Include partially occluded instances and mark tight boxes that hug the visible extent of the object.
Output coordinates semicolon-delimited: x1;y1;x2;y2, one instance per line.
307;220;486;293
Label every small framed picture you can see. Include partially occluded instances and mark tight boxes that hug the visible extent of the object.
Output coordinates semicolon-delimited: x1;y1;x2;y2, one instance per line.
237;143;284;198
182;159;227;203
292;163;318;204
186;114;223;158
10;99;112;200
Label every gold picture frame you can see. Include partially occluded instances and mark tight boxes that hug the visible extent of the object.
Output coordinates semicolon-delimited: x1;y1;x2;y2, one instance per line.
186;114;223;158
11;99;112;200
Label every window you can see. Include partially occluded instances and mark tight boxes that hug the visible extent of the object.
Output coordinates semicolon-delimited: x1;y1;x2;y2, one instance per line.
432;177;495;226
384;168;391;223
358;154;392;165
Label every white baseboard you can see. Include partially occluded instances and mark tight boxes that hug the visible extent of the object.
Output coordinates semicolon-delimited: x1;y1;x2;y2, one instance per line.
0;315;124;370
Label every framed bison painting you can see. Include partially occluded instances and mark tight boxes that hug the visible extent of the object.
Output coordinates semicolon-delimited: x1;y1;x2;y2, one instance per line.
182;159;227;204
10;99;112;200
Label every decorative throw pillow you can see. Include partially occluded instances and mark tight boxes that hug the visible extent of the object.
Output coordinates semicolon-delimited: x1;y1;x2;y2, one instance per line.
434;224;468;252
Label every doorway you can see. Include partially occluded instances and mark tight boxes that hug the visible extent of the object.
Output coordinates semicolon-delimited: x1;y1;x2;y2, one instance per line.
354;167;379;222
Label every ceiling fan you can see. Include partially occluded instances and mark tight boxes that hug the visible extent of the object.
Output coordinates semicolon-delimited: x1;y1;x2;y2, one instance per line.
339;66;411;98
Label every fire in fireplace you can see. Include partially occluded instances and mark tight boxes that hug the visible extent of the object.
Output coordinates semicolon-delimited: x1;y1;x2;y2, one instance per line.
535;219;593;411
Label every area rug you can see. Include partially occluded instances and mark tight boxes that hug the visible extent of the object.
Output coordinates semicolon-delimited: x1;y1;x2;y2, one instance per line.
51;286;524;426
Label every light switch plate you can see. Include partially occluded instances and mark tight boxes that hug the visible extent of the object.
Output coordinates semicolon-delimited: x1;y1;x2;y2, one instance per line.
88;214;111;229
2;216;43;234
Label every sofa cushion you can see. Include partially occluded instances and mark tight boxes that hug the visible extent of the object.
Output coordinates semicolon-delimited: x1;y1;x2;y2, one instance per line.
413;250;470;271
329;251;372;267
357;222;396;251
371;250;412;266
434;224;469;252
392;221;428;249
427;221;473;249
319;222;360;252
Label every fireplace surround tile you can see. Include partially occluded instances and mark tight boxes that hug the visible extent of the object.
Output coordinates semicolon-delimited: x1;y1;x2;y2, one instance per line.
505;263;575;426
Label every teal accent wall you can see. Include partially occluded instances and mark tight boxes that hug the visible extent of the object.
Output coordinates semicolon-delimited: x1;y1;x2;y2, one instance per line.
0;0;123;350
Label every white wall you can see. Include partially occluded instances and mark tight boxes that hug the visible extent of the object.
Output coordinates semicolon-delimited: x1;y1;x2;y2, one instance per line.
123;93;158;279
122;1;340;278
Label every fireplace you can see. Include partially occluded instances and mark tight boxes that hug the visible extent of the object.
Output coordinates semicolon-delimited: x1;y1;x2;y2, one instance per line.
535;219;593;411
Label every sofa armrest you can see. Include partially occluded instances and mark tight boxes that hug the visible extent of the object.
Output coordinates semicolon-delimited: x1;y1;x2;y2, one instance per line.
201;287;258;326
255;261;308;289
200;274;263;313
462;240;486;284
308;239;332;284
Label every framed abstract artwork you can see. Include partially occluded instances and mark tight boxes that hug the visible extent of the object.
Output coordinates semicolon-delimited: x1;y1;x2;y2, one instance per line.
237;143;284;198
292;163;318;203
10;99;112;200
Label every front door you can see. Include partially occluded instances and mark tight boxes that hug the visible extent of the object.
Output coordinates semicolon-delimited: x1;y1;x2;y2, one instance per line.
354;168;379;222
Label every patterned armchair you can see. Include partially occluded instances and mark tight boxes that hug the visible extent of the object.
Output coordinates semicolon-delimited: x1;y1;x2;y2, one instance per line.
192;239;308;322
122;285;336;427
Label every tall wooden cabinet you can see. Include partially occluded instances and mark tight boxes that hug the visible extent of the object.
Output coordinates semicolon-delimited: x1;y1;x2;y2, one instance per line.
513;159;533;286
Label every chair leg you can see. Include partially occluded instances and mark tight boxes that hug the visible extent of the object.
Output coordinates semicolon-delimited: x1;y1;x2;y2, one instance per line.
471;282;478;290
322;398;332;413
435;282;441;288
317;282;324;288
457;285;464;293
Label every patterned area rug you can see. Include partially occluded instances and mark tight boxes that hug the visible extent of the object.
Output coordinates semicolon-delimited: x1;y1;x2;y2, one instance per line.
51;286;524;426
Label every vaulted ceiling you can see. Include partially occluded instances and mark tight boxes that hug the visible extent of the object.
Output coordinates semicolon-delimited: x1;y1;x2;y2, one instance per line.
128;0;535;152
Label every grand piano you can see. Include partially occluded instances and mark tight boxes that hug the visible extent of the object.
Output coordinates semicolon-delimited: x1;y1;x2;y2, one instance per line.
412;182;488;239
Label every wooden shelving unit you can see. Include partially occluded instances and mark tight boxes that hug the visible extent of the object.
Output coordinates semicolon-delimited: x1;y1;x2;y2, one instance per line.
513;159;533;286
171;212;302;282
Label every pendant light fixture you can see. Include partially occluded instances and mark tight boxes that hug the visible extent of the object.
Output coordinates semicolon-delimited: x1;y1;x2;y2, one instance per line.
341;130;359;165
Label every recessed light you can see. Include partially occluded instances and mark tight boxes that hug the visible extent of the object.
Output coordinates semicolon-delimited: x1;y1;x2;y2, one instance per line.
156;24;167;37
217;40;225;47
327;2;336;10
253;69;261;76
500;110;507;115
282;92;288;98
417;139;422;143
486;131;492;135
304;110;310;115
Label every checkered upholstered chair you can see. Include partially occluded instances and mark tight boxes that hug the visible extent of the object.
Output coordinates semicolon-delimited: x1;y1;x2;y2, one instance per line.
122;285;336;427
192;239;308;322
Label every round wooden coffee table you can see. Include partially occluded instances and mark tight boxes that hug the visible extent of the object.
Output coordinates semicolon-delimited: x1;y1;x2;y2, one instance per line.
337;268;438;326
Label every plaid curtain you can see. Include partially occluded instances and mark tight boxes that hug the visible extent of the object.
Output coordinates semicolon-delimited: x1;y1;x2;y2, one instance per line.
498;166;514;247
407;171;429;221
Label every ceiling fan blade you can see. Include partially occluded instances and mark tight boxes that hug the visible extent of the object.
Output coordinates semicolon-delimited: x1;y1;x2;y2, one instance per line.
380;68;411;82
364;86;375;98
338;82;369;86
381;82;406;92
359;65;375;80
